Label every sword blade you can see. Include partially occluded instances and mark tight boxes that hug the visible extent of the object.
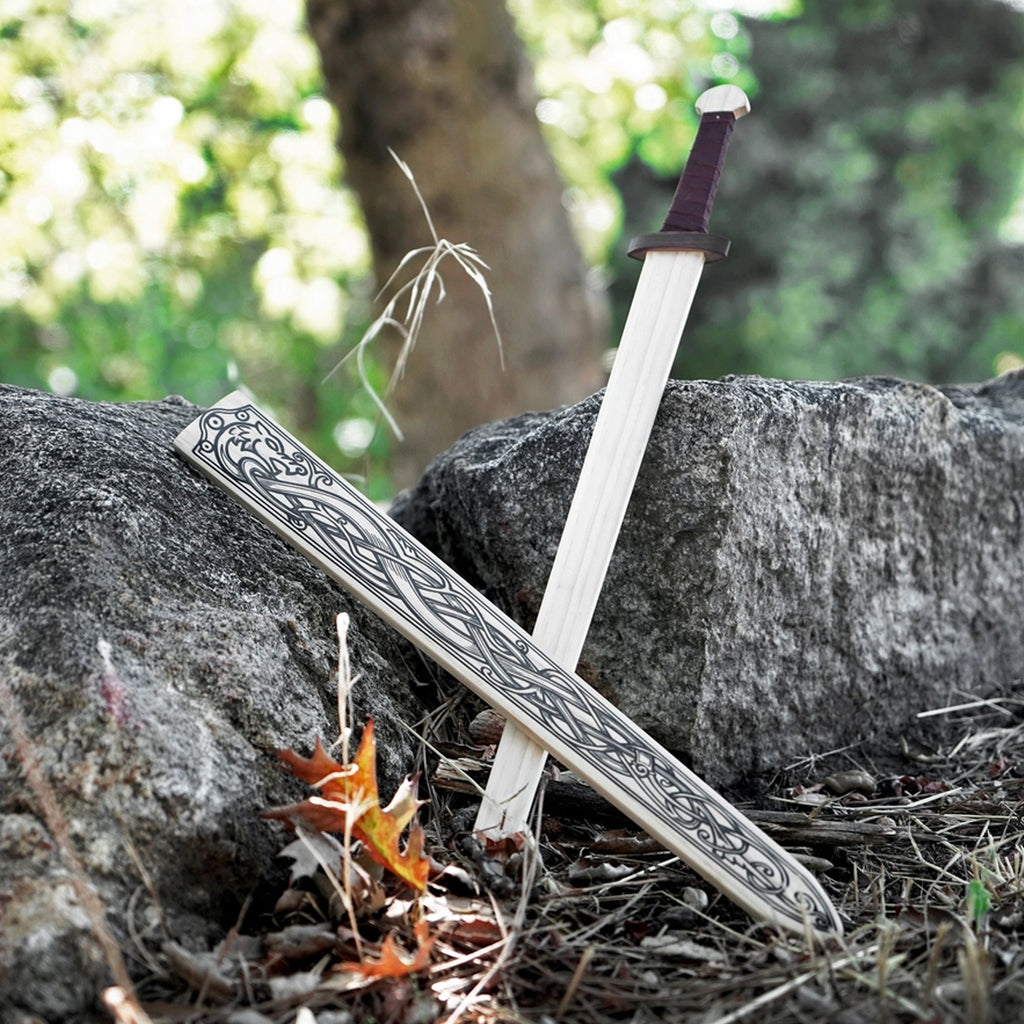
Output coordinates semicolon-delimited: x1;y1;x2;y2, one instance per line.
476;250;705;835
174;392;843;937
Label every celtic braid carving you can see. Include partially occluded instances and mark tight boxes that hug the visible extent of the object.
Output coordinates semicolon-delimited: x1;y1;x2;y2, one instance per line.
181;400;839;934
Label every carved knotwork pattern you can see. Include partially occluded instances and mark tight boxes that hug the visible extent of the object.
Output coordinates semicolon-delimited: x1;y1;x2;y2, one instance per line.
185;402;838;933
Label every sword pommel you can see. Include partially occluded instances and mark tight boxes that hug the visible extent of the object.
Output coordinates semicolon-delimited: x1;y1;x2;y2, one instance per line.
694;84;751;120
628;85;750;261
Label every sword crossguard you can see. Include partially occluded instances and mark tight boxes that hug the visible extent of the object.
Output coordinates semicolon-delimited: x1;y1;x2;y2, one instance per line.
629;84;750;261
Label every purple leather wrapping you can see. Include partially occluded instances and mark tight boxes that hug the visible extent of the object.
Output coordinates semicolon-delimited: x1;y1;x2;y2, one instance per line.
660;111;737;234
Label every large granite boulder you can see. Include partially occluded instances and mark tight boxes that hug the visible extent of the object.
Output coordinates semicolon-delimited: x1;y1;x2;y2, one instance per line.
0;385;428;1023
392;372;1024;785
5;371;1024;1020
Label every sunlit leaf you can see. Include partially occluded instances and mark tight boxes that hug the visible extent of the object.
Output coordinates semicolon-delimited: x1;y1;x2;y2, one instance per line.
336;919;435;979
264;719;430;890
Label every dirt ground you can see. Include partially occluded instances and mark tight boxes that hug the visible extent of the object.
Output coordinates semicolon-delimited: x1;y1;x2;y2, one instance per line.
102;685;1024;1024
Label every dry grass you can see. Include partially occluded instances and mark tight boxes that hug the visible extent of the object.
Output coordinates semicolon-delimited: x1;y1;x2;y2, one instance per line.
0;666;157;1023
116;687;1024;1024
322;151;502;443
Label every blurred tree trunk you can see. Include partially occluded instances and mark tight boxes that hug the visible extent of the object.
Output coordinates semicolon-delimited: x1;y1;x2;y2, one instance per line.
306;0;606;488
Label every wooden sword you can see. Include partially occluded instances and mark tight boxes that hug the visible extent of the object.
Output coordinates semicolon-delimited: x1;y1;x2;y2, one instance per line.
478;83;750;840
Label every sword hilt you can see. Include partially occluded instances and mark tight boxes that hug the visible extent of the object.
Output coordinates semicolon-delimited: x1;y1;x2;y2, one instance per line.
628;84;750;262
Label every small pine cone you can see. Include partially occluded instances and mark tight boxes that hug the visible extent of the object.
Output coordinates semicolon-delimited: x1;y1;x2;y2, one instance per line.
468;708;505;746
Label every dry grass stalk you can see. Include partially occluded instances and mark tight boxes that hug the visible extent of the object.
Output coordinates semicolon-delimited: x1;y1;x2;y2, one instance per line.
0;665;154;1023
333;611;357;764
324;150;502;441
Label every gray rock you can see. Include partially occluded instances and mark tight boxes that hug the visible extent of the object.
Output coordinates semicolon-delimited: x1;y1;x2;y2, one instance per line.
392;372;1024;785
0;385;428;1022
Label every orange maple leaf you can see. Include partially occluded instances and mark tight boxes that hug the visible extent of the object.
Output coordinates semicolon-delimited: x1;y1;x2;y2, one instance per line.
337;919;436;979
264;719;430;890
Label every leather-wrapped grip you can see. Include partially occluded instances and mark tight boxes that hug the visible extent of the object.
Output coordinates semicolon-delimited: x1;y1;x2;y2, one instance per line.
661;110;737;234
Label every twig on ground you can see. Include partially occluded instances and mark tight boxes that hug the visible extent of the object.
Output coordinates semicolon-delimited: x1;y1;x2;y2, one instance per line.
0;667;153;1023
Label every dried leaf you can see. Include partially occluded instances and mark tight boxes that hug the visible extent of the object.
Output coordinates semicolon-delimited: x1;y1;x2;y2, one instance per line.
264;924;337;959
264;720;430;890
640;934;725;962
420;893;504;950
337;920;435;979
278;832;345;884
567;858;637;885
266;972;321;1002
278;830;385;917
590;830;663;855
163;940;236;999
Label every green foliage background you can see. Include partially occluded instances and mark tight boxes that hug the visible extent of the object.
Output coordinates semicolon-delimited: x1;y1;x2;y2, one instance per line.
614;0;1024;385
2;0;1023;496
0;0;394;491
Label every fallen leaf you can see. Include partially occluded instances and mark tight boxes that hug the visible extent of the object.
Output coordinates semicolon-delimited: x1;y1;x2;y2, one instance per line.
264;720;430;890
276;829;387;917
263;924;337;959
640;934;725;962
567;858;637;885
266;972;321;1001
163;940;235;999
336;919;436;979
589;830;663;855
420;893;504;949
278;831;345;884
